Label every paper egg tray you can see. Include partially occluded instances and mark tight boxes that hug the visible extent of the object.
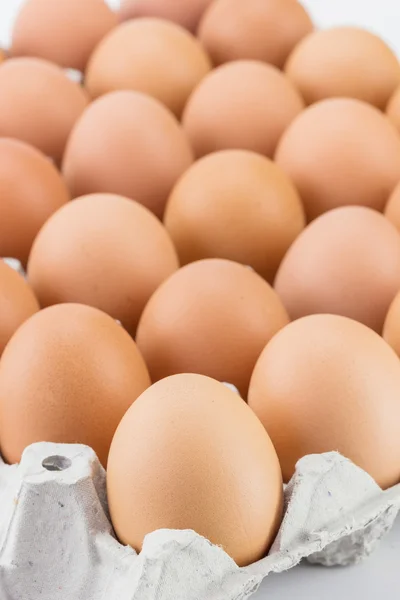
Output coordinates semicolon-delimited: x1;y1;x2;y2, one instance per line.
0;443;398;600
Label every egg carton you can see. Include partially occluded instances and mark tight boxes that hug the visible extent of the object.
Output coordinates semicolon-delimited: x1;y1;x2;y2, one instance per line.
2;259;399;597
0;443;399;600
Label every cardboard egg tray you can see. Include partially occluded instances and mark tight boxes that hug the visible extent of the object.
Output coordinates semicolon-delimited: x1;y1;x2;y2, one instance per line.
2;259;400;598
0;442;399;600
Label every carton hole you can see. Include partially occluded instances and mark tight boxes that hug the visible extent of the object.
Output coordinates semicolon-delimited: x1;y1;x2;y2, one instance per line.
42;455;72;472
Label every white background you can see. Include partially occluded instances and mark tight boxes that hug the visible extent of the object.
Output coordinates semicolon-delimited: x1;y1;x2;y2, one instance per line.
0;0;399;598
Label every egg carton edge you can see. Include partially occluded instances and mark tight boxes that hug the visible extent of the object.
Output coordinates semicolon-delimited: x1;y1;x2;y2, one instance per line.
0;442;398;600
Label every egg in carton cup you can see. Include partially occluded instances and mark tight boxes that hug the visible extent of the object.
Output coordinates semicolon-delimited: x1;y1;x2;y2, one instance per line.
0;440;397;600
1;257;400;598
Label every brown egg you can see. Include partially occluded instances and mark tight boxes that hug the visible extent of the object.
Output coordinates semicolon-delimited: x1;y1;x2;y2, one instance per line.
27;194;179;336
0;303;151;467
0;259;39;356
0;49;5;64
285;27;400;109
274;206;400;333
0;58;89;164
275;98;400;221
383;292;400;357
119;0;213;33
63;91;193;218
11;0;117;72
385;181;400;231
198;0;313;69
0;138;70;266
136;259;289;397
248;314;400;489
86;18;211;118
164;150;305;282
182;60;304;159
387;85;400;133
107;373;283;566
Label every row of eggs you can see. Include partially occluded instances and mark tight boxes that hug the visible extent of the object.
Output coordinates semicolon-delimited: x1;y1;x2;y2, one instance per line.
1;2;400;214
5;139;400;339
3;4;400;283
8;0;400;116
2;296;400;568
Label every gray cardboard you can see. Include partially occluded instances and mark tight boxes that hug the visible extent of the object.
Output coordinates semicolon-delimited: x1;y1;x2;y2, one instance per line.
0;443;398;600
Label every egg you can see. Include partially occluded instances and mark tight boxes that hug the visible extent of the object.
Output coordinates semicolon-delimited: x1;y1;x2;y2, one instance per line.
182;60;304;159
0;259;39;356
387;85;400;133
107;373;283;566
0;303;150;467
275;98;400;221
11;0;117;72
27;194;179;336
0;138;70;266
198;0;313;69
248;314;400;489
274;206;400;333
62;91;193;218
136;259;289;397
0;58;89;164
383;292;400;357
85;18;211;118
285;27;400;109
119;0;213;33
164;150;305;282
0;50;5;64
385;181;400;231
